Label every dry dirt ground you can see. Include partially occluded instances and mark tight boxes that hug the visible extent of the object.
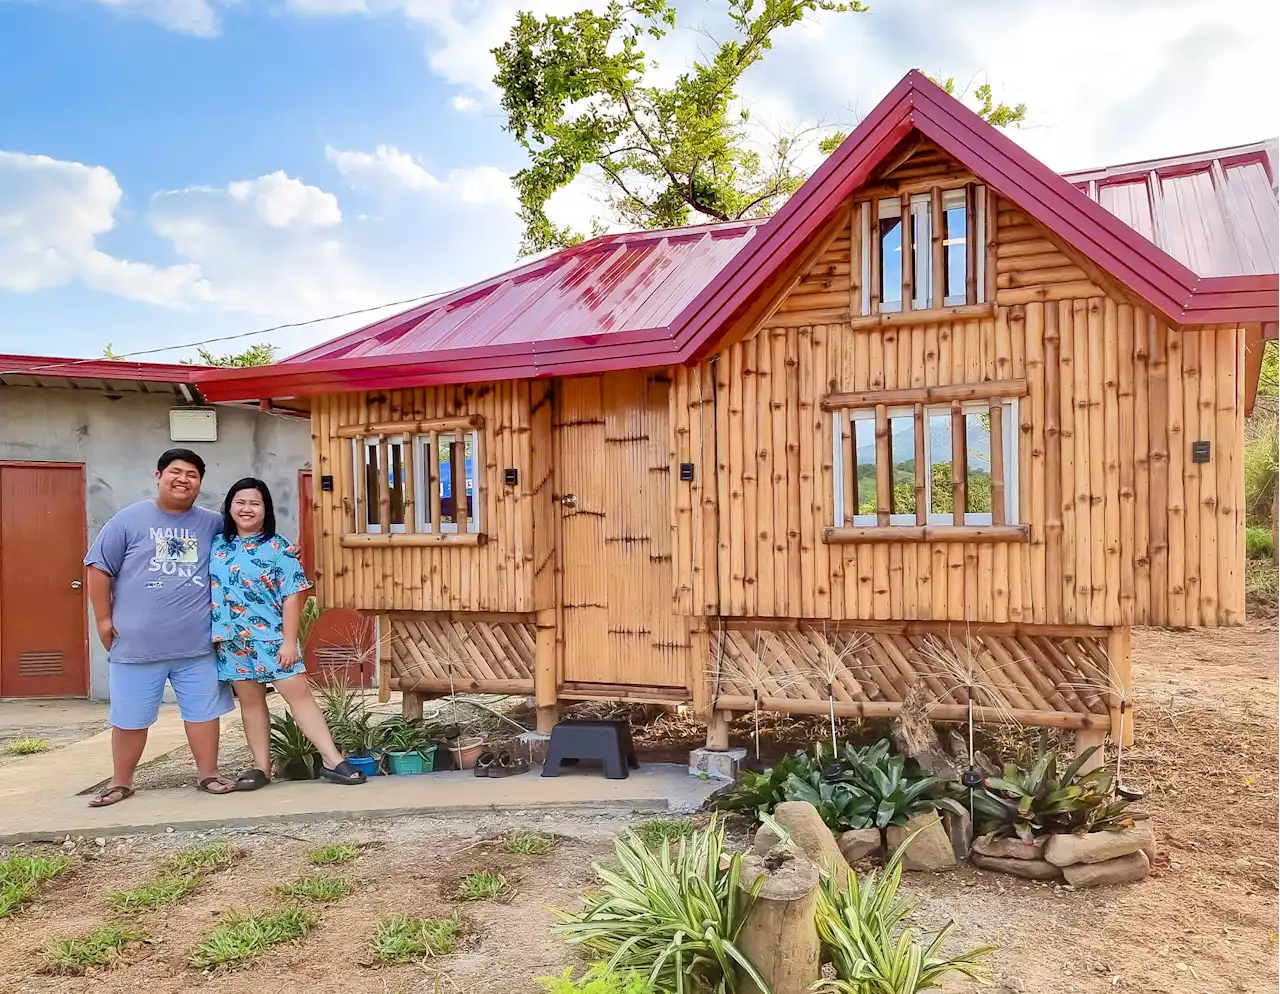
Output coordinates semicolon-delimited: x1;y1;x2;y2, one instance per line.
1;618;1275;994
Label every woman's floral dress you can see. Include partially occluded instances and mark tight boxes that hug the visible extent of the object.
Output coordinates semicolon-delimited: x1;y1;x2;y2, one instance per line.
210;533;312;682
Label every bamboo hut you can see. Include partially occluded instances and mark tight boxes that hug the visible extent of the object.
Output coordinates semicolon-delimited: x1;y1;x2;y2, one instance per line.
198;72;1279;755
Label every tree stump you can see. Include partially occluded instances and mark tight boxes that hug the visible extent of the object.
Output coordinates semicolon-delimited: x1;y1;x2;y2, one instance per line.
736;852;822;994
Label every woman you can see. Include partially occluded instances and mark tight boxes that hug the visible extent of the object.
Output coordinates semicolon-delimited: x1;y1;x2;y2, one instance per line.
211;478;365;788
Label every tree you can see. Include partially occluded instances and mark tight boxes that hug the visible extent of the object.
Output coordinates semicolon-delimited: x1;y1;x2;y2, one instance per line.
493;0;1026;254
185;344;279;367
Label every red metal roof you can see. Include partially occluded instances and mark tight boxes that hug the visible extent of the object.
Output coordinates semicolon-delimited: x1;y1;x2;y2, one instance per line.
1063;141;1278;279
0;353;207;395
196;71;1279;402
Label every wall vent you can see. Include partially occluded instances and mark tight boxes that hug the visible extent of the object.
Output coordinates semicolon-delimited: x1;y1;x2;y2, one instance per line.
18;651;63;676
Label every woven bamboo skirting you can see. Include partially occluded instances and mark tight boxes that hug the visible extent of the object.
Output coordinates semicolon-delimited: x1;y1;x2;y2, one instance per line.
708;625;1115;730
388;616;536;695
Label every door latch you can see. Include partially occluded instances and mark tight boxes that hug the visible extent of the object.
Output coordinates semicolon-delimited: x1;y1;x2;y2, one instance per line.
559;493;578;509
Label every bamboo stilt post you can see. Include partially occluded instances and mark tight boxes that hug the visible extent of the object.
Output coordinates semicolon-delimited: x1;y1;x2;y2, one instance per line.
706;709;731;750
951;400;966;525
1108;625;1134;747
990;399;1005;525
875;404;890;526
914;403;926;525
1074;727;1107;772
1044;305;1063;623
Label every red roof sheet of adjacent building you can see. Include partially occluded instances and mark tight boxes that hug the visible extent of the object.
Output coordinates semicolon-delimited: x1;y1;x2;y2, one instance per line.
196;71;1278;402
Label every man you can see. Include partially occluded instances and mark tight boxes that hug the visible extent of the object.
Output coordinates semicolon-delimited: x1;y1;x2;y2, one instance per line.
84;448;235;806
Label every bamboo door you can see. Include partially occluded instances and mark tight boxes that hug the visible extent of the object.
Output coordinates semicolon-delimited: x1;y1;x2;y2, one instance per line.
555;371;689;690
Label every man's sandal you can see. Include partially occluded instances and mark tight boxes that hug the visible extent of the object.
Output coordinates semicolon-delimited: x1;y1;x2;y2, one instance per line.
319;760;367;785
197;777;235;795
233;769;270;791
88;784;135;808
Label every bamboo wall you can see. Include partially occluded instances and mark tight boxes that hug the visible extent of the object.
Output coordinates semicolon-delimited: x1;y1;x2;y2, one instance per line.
311;382;535;614
673;189;1247;628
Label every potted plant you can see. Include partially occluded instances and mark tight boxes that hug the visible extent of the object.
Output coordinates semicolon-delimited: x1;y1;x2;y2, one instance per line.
336;711;385;777
270;712;320;780
441;726;486;770
380;716;437;775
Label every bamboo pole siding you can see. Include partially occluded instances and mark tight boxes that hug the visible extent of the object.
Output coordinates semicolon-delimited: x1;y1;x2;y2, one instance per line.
671;187;1246;628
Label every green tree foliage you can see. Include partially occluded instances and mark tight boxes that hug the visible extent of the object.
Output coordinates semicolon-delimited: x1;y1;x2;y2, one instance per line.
186;344;279;367
493;0;1026;254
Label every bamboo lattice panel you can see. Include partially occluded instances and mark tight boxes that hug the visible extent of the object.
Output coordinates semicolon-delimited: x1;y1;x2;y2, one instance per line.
710;626;1113;727
389;617;535;692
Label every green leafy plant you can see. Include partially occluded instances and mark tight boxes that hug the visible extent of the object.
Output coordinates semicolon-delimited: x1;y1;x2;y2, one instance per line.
1246;525;1274;560
334;710;384;759
5;736;51;755
271;874;353;902
307;843;362;866
502;830;555;856
164;842;237;875
632;818;695;848
271;711;321;779
819;749;968;830
190;906;316;968
708;748;822;820
316;676;359;729
969;743;1143;842
457;870;510;901
812;839;993;993
552;818;768;994
369;912;462;963
538;964;658;994
298;595;321;650
109;874;203;913
43;925;147;975
378;715;430;754
0;852;72;918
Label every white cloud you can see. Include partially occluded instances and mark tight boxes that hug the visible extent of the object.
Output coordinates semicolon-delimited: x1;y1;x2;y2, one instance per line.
325;144;517;206
0;151;208;305
88;0;228;36
227;171;342;228
451;93;480;113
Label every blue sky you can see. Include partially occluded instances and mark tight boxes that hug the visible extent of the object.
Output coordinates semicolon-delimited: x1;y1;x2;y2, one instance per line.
0;0;1274;362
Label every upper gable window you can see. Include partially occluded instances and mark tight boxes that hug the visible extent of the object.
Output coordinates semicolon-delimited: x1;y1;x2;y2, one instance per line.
859;185;986;316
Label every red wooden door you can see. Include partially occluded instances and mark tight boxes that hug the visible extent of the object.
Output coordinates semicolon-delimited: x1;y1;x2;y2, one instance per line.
0;464;89;697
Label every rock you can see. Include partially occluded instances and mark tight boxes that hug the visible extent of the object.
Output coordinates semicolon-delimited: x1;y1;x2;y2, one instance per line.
1044;822;1156;866
770;801;852;886
970;853;1062;881
750;824;782;856
1062;850;1150;888
94;837;106;848
941;808;973;859
973;833;1047;860
837;828;881;863
690;746;748;782
885;811;957;872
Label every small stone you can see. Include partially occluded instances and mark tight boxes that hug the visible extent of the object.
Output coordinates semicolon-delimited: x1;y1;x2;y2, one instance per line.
1062;850;1150;888
941;808;973;859
886;811;957;872
94;837;106;847
970;853;1062;881
750;824;781;857
166;827;175;834
1045;822;1156;866
61;839;75;850
837;828;881;863
973;833;1047;860
1092;961;1110;973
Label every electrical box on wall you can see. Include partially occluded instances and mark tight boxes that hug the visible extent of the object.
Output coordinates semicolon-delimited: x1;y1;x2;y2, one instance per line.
679;463;695;482
1191;440;1211;464
169;407;218;443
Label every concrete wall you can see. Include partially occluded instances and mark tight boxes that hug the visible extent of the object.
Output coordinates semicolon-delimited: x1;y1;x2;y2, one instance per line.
0;386;312;699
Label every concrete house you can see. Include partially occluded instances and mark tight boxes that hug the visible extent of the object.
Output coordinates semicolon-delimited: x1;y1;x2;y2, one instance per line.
0;354;312;700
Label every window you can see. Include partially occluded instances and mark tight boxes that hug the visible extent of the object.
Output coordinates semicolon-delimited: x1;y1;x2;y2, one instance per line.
346;420;483;541
830;391;1019;533
859;185;985;315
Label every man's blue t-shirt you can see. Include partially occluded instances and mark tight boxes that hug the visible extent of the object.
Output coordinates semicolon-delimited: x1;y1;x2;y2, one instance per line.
84;499;222;664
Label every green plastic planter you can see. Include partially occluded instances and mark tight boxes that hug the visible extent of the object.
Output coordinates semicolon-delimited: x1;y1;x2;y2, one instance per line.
387;744;437;775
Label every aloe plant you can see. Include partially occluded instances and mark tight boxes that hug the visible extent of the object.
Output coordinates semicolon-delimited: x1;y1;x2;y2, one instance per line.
269;711;320;779
969;742;1143;842
812;839;993;993
552;818;768;994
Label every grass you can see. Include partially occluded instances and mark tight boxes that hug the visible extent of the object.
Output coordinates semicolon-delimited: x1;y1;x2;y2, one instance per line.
1246;558;1278;612
0;852;73;918
271;874;353;902
306;842;362;866
109;874;203;913
42;925;147;975
5;736;51;755
456;870;509;901
1245;525;1275;560
631;817;696;849
501;830;555;856
163;842;237;875
369;912;462;964
190;906;316;969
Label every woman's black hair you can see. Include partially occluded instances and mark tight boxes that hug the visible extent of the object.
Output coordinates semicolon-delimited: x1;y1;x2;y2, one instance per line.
221;477;277;542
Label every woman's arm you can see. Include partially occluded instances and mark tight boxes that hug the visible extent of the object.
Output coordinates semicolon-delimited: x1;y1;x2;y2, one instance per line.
281;590;305;645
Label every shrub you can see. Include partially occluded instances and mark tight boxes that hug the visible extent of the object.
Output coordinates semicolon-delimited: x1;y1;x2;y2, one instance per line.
1243;416;1277;526
708;748;822;820
163;842;236;875
538;965;657;994
1246;525;1274;561
502;830;555;856
307;843;362;866
190;907;316;968
110;874;202;913
552;819;768;994
631;818;695;848
270;711;321;778
43;925;147;975
369;912;461;963
812;840;993;993
271;874;353;902
0;852;72;918
456;870;509;901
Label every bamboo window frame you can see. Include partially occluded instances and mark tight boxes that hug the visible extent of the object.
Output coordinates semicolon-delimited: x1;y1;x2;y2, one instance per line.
855;183;987;315
828;388;1022;544
341;416;486;548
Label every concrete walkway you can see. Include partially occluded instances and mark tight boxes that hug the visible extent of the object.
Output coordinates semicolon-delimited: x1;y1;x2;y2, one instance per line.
0;763;717;843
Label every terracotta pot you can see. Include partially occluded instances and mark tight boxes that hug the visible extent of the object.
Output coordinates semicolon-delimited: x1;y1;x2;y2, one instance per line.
448;735;486;770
